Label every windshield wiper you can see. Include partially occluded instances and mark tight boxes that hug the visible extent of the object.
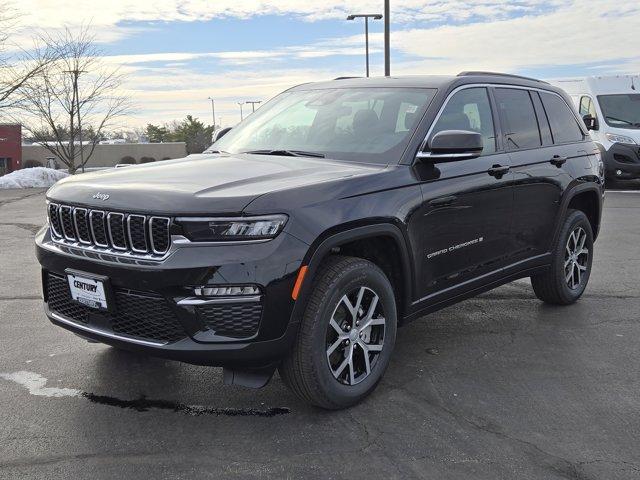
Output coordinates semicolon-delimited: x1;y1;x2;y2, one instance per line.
243;149;325;158
605;115;634;126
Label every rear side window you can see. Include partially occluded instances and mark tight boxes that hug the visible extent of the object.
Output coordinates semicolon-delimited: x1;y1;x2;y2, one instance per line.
531;92;553;145
540;92;585;144
494;88;541;150
431;87;496;155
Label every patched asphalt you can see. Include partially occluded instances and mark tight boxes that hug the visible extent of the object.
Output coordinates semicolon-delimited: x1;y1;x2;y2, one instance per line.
1;186;639;479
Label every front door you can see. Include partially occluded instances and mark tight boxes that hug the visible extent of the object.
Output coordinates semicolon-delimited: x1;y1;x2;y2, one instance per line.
414;87;514;303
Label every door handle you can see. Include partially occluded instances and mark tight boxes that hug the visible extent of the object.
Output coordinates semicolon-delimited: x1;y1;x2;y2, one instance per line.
550;155;568;167
429;195;457;207
487;165;510;178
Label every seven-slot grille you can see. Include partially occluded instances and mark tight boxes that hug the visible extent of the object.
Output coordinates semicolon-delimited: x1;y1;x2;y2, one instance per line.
48;203;171;256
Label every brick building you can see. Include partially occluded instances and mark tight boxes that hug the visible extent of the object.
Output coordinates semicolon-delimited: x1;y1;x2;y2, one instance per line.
0;124;22;175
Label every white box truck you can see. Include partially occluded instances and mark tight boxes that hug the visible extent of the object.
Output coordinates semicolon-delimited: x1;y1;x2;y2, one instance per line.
549;75;640;181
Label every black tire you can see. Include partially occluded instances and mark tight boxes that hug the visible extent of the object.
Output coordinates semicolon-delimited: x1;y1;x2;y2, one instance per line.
531;209;594;305
279;255;397;409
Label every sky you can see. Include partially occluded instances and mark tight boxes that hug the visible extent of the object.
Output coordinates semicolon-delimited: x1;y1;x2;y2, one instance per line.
8;0;640;129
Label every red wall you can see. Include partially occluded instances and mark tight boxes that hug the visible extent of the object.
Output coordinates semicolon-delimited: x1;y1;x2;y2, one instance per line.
0;124;22;172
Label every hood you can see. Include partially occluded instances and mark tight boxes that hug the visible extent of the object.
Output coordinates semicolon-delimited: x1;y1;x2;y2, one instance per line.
47;153;383;215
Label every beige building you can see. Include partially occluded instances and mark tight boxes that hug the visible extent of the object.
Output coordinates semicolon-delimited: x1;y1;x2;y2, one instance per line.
22;142;187;169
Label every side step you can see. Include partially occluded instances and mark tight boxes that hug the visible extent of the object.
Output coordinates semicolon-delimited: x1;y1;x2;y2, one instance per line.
223;365;276;389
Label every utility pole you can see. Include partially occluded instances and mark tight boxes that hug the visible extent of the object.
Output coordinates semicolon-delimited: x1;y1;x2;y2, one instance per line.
64;69;87;173
237;102;245;121
207;97;216;130
347;14;382;77
384;0;390;76
246;100;262;113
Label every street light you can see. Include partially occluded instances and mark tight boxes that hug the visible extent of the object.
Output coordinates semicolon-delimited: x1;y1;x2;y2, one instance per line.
246;100;262;113
384;0;390;76
237;102;245;121
346;14;382;77
207;97;216;129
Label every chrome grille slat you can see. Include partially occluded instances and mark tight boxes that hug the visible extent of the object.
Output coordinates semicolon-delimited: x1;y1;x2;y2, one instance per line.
48;203;63;238
149;217;171;254
107;212;127;251
73;208;92;245
127;215;148;253
59;206;76;241
49;204;171;258
90;210;109;247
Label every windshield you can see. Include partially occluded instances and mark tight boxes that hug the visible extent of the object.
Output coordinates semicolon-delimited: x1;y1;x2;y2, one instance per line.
210;87;436;164
598;94;640;129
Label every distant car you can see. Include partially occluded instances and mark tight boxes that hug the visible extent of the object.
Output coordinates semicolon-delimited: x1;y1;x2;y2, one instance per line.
37;72;604;409
549;75;640;181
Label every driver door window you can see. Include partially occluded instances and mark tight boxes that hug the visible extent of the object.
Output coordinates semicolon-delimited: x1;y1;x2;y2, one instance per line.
431;87;496;155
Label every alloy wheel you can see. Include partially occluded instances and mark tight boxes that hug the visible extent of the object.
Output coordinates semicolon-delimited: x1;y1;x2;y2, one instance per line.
325;286;386;386
564;226;589;290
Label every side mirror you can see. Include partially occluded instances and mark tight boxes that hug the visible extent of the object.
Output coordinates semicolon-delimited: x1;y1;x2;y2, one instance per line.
417;130;483;162
213;127;232;142
582;114;598;131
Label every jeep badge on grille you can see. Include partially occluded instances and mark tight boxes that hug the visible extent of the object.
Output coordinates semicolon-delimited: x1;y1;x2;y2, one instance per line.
92;193;110;201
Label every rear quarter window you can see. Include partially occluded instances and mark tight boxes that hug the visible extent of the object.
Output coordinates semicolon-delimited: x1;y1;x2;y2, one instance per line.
540;92;585;144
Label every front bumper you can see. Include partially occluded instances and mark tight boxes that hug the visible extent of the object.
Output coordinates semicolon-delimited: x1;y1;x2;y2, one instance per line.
603;143;640;180
36;227;309;368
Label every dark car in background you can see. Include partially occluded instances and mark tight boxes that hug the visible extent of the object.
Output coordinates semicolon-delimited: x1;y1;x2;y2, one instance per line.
36;72;604;408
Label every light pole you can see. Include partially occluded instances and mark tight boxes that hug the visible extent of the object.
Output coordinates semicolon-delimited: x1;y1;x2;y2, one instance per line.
246;100;262;113
347;14;382;77
207;97;216;129
237;102;245;121
384;0;390;76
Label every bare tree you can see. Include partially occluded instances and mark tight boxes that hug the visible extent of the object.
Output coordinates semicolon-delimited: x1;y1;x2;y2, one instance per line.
0;2;58;112
19;28;131;173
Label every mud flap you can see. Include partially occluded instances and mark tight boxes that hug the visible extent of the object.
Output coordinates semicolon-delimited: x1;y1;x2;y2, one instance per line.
223;365;277;389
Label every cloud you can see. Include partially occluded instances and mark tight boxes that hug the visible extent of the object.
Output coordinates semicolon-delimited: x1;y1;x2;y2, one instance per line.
389;0;640;74
14;0;565;32
12;0;638;129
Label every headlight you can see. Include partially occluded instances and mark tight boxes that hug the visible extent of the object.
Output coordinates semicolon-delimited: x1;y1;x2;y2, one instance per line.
176;215;288;242
605;133;637;145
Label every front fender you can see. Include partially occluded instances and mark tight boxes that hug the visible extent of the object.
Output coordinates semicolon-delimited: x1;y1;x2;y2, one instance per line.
289;222;414;325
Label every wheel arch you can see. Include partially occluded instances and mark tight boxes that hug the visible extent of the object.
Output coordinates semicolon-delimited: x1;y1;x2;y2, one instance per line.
554;184;603;245
291;223;414;325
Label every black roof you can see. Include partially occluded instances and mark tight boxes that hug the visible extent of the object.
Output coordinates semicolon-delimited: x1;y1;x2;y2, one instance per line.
289;72;565;96
290;75;457;90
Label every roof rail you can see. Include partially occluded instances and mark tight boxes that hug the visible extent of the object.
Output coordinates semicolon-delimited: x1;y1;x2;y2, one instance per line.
457;71;549;84
333;76;361;80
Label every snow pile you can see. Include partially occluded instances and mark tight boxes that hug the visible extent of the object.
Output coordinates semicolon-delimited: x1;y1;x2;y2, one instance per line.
0;167;69;189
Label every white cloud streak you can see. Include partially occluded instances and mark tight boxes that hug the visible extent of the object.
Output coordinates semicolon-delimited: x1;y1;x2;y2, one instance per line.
10;1;638;128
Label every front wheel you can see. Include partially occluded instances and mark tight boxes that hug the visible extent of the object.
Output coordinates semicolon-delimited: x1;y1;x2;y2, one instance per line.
531;209;594;305
279;255;397;409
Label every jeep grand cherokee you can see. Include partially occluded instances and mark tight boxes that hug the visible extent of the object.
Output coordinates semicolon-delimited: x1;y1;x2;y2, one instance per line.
36;72;604;409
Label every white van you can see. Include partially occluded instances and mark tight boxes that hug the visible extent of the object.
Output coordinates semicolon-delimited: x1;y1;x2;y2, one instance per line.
548;75;640;181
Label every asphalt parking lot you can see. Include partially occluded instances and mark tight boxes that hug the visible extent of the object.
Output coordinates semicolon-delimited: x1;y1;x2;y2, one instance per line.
1;186;639;480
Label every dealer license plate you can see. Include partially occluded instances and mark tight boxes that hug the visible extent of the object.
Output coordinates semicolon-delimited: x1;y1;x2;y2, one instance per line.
67;273;108;311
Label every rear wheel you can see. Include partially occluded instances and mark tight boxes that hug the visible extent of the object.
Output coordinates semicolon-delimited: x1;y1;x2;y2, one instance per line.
279;256;397;409
531;209;593;305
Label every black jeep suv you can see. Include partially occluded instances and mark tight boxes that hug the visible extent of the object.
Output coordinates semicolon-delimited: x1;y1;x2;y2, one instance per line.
36;72;604;409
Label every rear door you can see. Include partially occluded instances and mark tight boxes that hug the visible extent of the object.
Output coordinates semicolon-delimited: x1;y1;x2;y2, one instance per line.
497;87;588;262
414;86;514;301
